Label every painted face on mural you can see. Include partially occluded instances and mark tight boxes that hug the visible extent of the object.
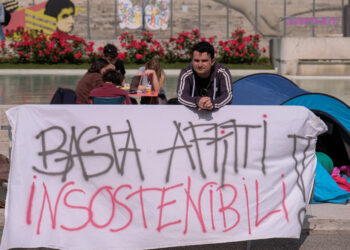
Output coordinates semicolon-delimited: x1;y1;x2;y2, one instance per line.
56;7;75;33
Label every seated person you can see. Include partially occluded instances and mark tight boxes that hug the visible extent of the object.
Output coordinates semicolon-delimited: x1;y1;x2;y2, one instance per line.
75;58;115;104
103;43;126;76
89;69;132;104
137;58;162;104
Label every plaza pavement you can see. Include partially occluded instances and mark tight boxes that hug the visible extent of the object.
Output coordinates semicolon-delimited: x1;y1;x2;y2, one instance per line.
0;202;350;249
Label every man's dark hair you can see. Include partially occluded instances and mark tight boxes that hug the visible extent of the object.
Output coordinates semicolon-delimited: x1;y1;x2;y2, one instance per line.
44;0;75;18
103;44;118;59
88;58;109;73
192;41;215;59
102;69;124;86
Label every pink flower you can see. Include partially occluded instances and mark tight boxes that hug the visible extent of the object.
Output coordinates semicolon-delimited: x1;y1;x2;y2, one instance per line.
136;53;143;60
74;52;82;60
117;52;127;61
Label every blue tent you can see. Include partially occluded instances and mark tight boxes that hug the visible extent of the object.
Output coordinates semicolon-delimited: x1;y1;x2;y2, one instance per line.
232;73;350;203
232;73;308;105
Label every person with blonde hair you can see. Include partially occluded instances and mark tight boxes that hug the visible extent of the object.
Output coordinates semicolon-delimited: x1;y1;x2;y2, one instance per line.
138;58;167;104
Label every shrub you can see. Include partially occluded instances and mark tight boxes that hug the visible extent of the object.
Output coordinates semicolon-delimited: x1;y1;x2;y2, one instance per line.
163;29;215;63
0;27;267;65
2;27;97;64
118;30;165;64
217;29;266;64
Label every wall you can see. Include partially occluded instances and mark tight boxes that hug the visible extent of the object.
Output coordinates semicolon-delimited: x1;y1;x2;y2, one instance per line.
3;0;345;40
271;37;350;75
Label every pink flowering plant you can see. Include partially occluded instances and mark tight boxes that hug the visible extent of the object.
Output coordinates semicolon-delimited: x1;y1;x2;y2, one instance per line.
0;27;267;65
2;27;97;64
217;29;266;64
163;29;215;63
118;30;164;64
0;40;8;62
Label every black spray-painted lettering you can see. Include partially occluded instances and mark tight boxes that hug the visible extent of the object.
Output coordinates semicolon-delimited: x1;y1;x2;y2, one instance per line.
157;119;266;183
33;121;144;182
288;134;314;228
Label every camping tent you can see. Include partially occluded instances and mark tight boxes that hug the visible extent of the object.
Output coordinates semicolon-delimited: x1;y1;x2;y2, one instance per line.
232;73;350;166
232;73;350;203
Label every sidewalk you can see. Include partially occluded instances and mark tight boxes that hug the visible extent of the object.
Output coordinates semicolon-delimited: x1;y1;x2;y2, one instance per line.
303;203;350;234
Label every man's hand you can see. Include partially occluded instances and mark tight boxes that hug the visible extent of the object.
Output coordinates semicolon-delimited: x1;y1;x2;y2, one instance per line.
198;97;214;111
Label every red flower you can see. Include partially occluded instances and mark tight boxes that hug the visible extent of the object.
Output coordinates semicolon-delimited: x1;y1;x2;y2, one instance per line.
74;52;82;60
136;53;143;60
117;52;127;61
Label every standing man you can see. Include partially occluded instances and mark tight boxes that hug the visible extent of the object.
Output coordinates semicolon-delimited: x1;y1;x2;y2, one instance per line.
177;41;233;110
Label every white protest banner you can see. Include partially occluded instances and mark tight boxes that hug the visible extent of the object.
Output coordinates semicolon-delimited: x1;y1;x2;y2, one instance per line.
1;105;327;250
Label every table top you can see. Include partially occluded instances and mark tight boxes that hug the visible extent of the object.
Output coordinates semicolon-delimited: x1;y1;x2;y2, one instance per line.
123;89;159;97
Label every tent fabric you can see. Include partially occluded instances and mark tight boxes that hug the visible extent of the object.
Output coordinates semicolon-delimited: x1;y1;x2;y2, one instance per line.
232;73;350;204
231;73;350;145
232;73;308;105
312;161;350;204
282;93;350;138
316;152;334;174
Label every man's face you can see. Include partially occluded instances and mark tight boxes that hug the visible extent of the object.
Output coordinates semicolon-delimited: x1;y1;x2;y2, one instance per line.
192;51;215;78
56;7;75;33
106;56;118;65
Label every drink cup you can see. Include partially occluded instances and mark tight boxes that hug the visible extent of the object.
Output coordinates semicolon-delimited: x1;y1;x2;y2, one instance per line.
124;83;130;91
146;84;152;93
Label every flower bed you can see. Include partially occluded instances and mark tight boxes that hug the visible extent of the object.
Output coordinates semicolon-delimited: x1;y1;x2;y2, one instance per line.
0;27;266;64
1;28;96;64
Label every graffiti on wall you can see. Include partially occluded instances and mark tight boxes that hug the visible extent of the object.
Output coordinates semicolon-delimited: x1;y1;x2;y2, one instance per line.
4;0;84;36
213;0;343;36
285;17;338;26
118;0;169;30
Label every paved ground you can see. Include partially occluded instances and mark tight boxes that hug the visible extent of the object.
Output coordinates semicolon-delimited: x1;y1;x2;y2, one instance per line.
0;203;349;249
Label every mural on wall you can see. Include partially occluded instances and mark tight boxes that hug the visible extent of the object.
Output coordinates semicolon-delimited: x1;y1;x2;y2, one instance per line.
118;0;169;30
118;0;142;29
4;0;84;36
